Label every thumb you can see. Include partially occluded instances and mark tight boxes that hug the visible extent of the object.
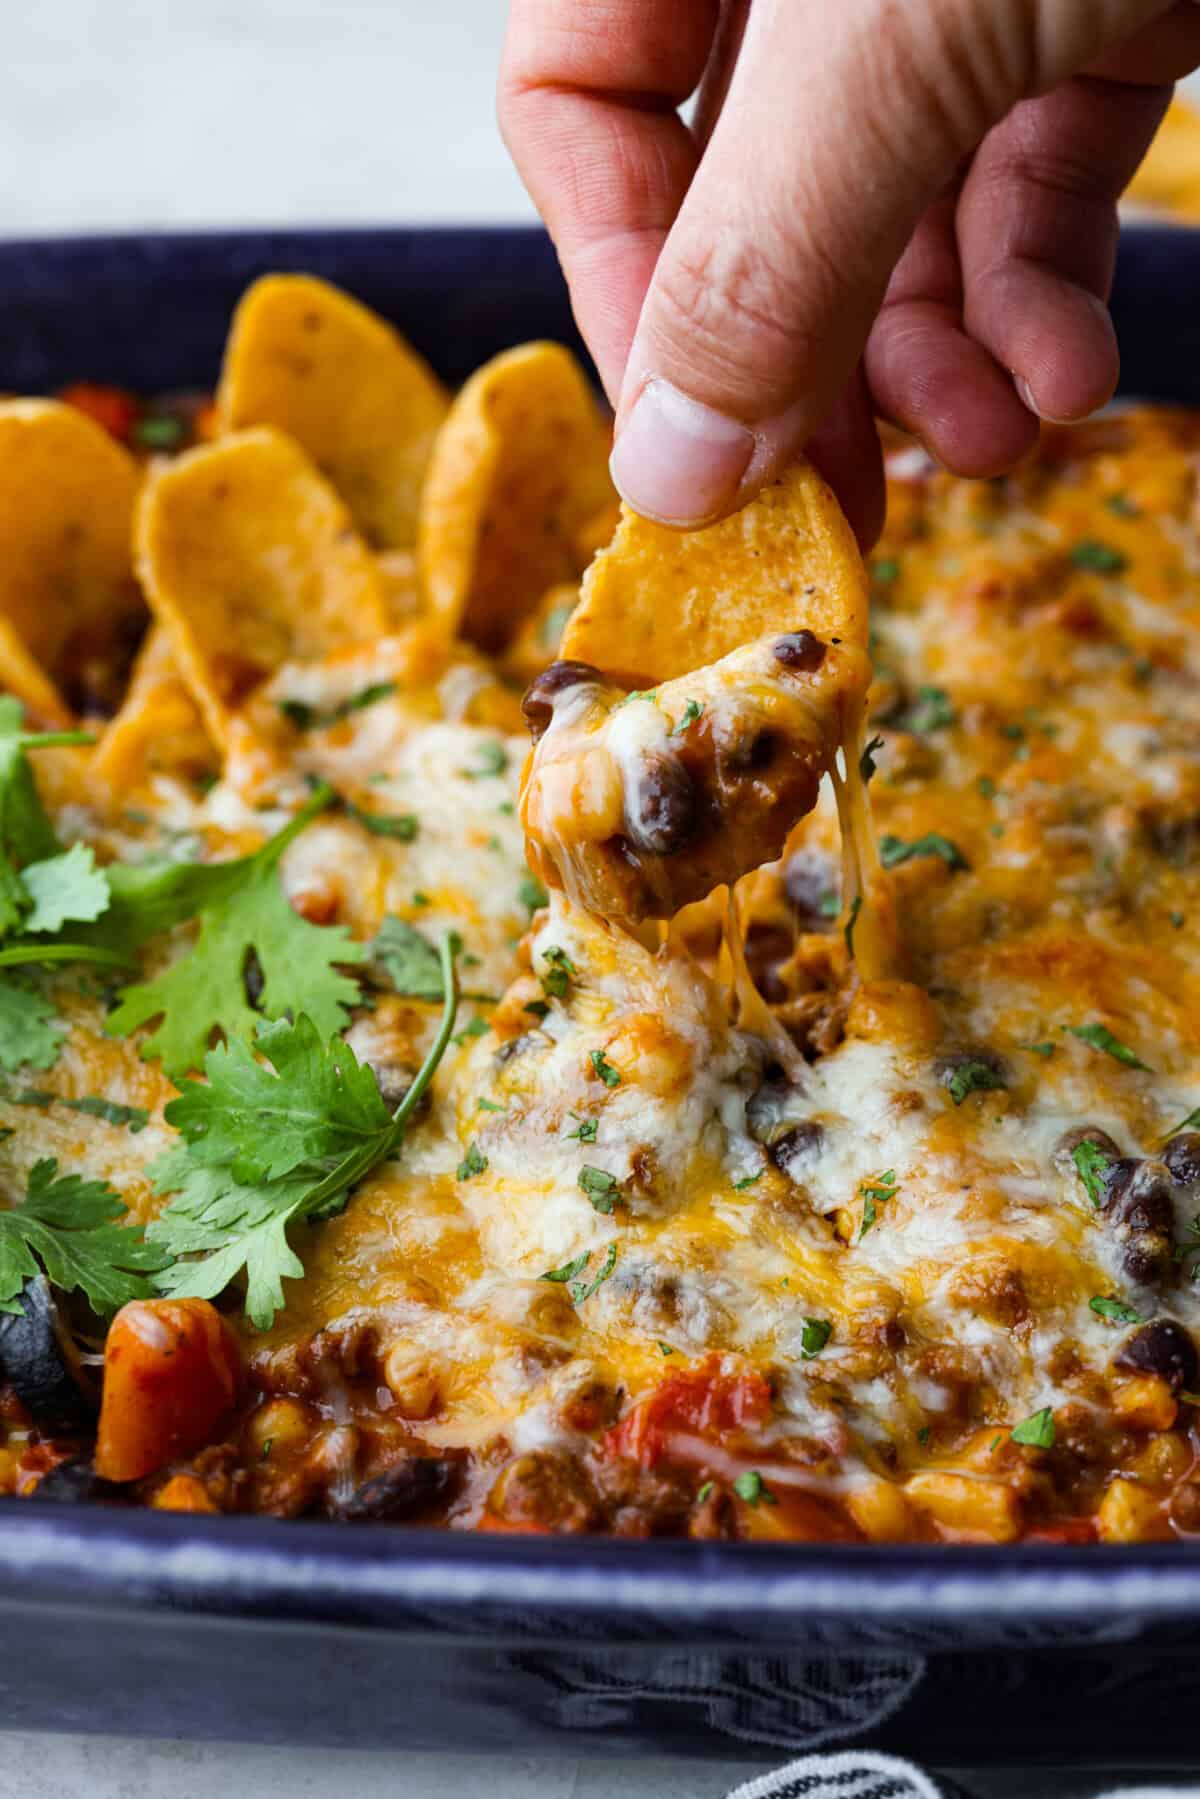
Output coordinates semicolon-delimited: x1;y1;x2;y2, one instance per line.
608;0;1177;526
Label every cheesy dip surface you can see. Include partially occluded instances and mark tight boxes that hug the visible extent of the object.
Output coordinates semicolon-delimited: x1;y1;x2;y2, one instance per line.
0;279;1198;1546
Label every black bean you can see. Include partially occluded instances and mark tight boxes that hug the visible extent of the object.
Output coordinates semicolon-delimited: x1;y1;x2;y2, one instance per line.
723;729;778;775
744;922;793;1003
746;1074;797;1143
1164;1132;1200;1188
768;1121;825;1181
1102;1159;1174;1236
1115;1319;1199;1392
773;631;826;673
31;1460;130;1504
332;1456;456;1523
521;660;603;741
783;848;838;931
625;752;695;855
1053;1125;1121;1178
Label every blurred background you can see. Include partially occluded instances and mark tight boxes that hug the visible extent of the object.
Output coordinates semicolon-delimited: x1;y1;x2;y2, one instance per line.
3;1;1195;238
2;0;536;233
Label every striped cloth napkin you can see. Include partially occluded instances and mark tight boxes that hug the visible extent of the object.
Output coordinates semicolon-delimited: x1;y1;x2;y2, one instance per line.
723;1754;1192;1799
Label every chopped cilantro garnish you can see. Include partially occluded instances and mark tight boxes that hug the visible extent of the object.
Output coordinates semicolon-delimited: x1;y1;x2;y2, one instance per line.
800;1317;832;1359
1010;1406;1056;1449
859;734;884;782
411;891;430;907
1090;1296;1141;1324
133;412;187;451
0;1157;167;1318
346;804;418;840
879;832;968;872
278;681;398;731
732;1172;760;1191
524;999;550;1020
671;700;703;736
590;1049;621;1088
819;892;840;919
916;1426;931;1447
943;1060;1007;1106
106;786;364;1078
870;558;900;585
1066;1022;1151;1071
518;874;549;914
695;1480;714;1504
1025;1041;1055;1058
895;685;955;734
7;1089;149;1133
579;1165;620;1213
1105;493;1139;518
372;916;453;1000
977;775;997;799
859;1169;897;1237
477;1097;506;1113
453;1014;488;1046
618;690;657;709
0;977;65;1073
540;944;576;999
658;1341;674;1356
540;1251;590;1285
1171;911;1186;930
567;1114;598;1143
465;742;508;780
1070;539;1128;575
147;936;460;1329
732;1469;776;1505
1072;1139;1112;1207
456;1142;488;1181
548;1241;618;1304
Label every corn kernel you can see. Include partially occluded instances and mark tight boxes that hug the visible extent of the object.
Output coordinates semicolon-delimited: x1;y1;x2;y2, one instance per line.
383;1344;439;1419
904;1470;1022;1542
1112;1375;1177;1433
847;1477;916;1541
1096;1477;1167;1542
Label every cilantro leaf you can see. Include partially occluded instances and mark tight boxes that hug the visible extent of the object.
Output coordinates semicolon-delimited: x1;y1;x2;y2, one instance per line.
0;1157;166;1317
0;976;66;1072
278;681;397;731
465;742;508;779
1072;1139;1112;1207
539;944;576;999
457;1142;488;1181
566;1114;598;1143
540;1252;590;1285
107;790;364;1076
943;1059;1007;1105
590;1049;621;1088
147;938;461;1327
1010;1406;1056;1448
733;1469;776;1505
21;844;110;935
518;874;549;914
578;1165;619;1213
800;1317;832;1358
6;1089;149;1133
1090;1295;1141;1324
893;686;956;734
1070;540;1127;575
879;832;969;872
569;1241;618;1303
346;804;418;841
671;700;703;736
1066;1022;1151;1072
372;916;450;1001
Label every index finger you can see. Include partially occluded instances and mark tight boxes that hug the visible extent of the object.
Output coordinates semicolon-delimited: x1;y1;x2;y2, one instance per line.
498;0;718;404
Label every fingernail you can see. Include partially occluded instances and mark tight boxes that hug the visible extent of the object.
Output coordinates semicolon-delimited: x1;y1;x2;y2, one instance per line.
1014;373;1084;426
609;378;755;526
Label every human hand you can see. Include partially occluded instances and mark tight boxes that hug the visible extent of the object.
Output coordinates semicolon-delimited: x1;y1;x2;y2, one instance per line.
499;0;1200;543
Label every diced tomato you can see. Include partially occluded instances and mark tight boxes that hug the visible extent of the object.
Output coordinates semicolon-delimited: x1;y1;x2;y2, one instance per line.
1025;1518;1099;1544
152;1473;219;1514
604;1355;774;1468
58;382;139;445
95;1299;243;1483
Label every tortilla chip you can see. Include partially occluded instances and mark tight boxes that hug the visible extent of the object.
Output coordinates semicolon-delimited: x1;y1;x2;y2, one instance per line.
561;459;867;686
92;624;216;790
135;427;390;746
0;617;75;729
418;342;614;652
0;399;143;683
217;275;449;550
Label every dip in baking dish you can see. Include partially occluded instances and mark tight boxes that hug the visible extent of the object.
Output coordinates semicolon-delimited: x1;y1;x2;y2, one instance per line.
0;274;1198;1544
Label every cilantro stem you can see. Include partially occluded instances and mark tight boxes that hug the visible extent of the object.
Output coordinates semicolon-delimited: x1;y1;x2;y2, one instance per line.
0;942;129;969
390;932;460;1139
294;934;460;1216
258;782;336;868
19;731;98;750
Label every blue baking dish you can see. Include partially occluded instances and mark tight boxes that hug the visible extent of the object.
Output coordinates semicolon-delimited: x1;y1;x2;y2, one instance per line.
0;224;1199;1767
